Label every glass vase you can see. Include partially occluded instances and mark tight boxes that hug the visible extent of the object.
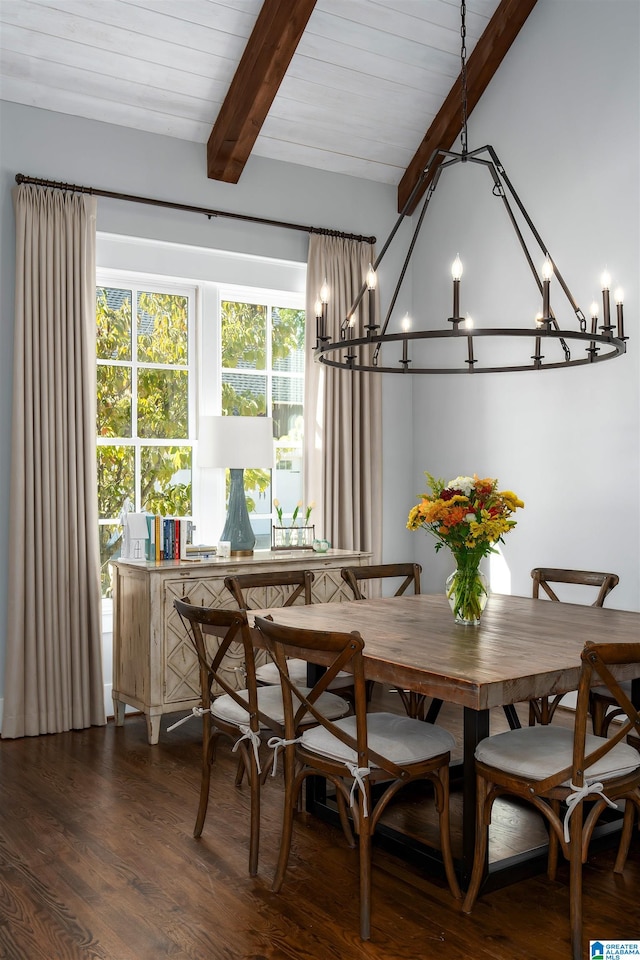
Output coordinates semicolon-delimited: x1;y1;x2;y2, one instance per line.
446;556;489;626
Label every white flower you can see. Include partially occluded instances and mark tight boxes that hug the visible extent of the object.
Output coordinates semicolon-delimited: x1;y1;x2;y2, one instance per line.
447;476;475;495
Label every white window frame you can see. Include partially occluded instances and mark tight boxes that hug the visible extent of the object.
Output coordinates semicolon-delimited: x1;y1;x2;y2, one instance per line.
96;269;198;521
95;232;306;570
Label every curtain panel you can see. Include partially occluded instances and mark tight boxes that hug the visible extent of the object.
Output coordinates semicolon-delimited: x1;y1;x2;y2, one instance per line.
304;234;382;560
3;185;105;738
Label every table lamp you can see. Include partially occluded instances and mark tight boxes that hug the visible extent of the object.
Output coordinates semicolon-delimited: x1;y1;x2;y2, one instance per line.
198;415;274;555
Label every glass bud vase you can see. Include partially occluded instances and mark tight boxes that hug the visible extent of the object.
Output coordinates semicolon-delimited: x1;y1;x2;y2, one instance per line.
446;559;489;626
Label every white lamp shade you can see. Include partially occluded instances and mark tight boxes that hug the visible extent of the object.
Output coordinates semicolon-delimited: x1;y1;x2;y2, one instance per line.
198;416;274;469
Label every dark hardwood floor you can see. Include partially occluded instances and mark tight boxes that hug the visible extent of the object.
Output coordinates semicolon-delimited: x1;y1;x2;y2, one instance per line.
1;694;638;960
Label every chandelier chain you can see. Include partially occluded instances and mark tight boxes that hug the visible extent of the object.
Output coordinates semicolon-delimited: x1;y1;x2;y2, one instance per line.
460;0;468;156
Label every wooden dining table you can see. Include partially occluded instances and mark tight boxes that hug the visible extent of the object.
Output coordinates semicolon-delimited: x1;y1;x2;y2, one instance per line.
251;592;640;888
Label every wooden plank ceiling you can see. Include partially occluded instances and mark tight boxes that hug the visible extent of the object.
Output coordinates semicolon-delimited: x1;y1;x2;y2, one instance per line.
0;0;538;211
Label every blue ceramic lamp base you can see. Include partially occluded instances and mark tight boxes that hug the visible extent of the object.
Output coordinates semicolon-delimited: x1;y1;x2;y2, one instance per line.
220;468;256;555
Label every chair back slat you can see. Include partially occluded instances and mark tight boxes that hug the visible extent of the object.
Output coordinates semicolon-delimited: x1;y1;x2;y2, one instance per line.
531;568;619;607
341;562;421;600
225;570;314;610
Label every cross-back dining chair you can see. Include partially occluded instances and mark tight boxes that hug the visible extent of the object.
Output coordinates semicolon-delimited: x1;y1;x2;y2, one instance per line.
224;570;314;686
528;568;620;726
340;562;422;601
253;614;461;941
172;597;351;876
225;570;355;700
340;562;434;719
462;640;640;960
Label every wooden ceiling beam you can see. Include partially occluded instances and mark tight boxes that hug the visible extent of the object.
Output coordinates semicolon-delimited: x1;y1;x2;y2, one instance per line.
397;0;539;214
207;0;317;183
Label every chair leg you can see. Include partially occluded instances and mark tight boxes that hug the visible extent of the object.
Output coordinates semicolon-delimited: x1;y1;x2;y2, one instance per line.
462;775;491;914
614;801;636;874
358;790;373;941
589;693;608;737
548;799;561;881
336;788;356;848
248;749;261;877
272;748;300;894
193;724;215;838
568;800;584;960
235;755;245;787
433;765;461;900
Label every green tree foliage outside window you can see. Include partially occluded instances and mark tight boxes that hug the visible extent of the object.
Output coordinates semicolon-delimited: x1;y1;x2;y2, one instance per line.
96;286;192;595
221;300;305;519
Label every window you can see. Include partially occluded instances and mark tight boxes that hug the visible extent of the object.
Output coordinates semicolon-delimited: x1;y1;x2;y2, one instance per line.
220;293;305;550
95;236;306;595
96;278;195;594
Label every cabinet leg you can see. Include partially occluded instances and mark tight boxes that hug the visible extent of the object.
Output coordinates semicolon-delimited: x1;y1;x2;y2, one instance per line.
146;713;161;745
113;698;126;727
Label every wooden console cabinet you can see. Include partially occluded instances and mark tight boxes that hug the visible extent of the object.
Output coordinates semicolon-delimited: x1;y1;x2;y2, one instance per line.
111;549;370;744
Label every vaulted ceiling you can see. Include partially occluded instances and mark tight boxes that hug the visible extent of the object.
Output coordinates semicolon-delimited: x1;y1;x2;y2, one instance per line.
0;0;538;211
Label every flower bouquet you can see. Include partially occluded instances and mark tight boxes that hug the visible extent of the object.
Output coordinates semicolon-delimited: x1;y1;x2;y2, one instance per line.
407;474;524;624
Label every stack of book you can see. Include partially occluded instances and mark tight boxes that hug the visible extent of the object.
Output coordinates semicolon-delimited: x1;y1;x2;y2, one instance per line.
146;516;195;561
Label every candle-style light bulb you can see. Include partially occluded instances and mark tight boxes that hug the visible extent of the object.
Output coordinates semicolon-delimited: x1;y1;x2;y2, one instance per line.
601;270;611;330
451;256;463;321
541;256;553;320
614;287;625;339
319;279;329;341
465;314;475;367
366;264;377;290
400;313;411;365
589;301;598;336
314;297;322;319
533;313;544;365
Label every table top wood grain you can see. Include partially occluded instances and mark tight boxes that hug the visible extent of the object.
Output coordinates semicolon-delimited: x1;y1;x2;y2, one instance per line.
251;593;640;712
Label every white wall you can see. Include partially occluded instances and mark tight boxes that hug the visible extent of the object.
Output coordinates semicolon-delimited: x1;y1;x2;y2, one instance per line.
409;0;639;608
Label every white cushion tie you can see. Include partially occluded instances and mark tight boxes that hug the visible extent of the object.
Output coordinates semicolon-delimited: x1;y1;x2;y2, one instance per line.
346;762;371;818
232;724;263;775
563;779;618;842
166;706;207;732
267;735;302;776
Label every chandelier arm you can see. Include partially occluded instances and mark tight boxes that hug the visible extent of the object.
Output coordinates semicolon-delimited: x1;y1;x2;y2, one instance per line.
485;145;585;324
378;168;442;337
334;148;445;342
482;158;543;294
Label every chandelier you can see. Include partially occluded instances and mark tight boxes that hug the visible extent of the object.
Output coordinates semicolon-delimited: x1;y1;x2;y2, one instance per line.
314;2;627;375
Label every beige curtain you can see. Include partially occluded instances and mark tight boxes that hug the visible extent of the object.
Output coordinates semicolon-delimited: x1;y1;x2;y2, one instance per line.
2;185;105;738
304;234;382;559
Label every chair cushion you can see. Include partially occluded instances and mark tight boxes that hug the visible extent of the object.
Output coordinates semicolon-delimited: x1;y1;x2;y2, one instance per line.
301;711;455;767
210;685;350;728
475;725;640;783
255;658;351;687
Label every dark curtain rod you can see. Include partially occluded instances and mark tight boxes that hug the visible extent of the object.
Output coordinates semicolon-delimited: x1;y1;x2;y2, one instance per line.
15;173;376;245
